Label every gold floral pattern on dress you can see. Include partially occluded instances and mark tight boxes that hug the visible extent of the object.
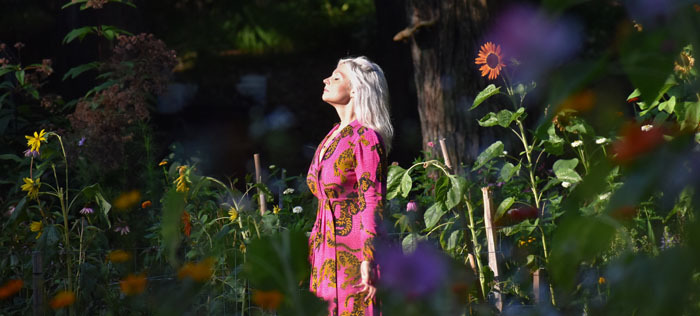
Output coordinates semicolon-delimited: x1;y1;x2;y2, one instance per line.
334;147;356;182
341;292;369;316
338;251;362;290
323;125;354;161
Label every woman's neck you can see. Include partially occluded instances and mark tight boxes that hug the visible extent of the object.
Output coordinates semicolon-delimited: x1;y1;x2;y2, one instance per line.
334;102;356;128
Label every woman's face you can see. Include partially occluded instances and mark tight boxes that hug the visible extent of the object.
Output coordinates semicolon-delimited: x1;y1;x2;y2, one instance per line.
322;63;352;106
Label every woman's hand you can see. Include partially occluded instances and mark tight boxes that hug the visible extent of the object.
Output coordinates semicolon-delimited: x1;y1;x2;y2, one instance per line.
353;260;376;303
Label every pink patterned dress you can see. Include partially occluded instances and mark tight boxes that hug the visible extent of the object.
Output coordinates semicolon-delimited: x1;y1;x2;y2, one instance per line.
307;119;386;316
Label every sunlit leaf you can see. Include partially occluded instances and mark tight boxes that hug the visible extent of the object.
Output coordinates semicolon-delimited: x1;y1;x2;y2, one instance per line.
471;84;500;110
472;141;504;171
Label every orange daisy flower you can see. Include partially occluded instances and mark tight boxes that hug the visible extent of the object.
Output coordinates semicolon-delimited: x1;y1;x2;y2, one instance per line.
475;42;506;80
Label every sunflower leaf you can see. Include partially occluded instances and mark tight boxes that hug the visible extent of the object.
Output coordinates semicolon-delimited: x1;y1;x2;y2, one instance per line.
471;84;500;110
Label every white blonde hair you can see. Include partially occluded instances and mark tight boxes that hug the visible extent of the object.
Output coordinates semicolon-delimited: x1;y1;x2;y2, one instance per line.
339;56;394;153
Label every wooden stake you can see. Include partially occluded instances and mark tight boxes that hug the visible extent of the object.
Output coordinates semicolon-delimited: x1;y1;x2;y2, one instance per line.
32;251;44;316
438;138;452;170
254;153;266;215
481;187;502;312
533;268;551;306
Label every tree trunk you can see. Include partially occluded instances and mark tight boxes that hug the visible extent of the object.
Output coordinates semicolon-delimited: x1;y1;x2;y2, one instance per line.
404;0;500;171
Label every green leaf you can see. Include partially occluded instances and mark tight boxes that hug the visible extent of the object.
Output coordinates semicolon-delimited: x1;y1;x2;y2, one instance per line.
162;189;186;264
62;62;100;81
15;70;25;86
84;79;119;98
496;107;525;128
619;28;675;107
658;96;676;113
477;112;499;127
63;26;95;44
472;141;504;171
471;84;500;110
8;197;27;224
444;175;464;210
399;171;413;198
553;158;582;183
495;197;515;220
679;101;700;131
424;202;446;230
499;162;520;182
61;0;88;9
446;230;461;251
386;165;406;200
0;154;22;163
0;66;17;77
402;233;421;253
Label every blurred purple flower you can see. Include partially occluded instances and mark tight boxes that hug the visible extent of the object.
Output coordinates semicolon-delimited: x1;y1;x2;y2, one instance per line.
484;4;582;82
80;207;94;215
376;242;448;299
23;149;39;158
78;137;86;147
406;201;418;212
114;224;130;235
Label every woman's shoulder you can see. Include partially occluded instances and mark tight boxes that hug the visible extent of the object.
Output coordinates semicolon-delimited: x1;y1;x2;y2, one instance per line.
350;120;383;147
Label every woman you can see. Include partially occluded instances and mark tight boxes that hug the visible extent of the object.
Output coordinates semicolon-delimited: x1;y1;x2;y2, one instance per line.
307;56;393;316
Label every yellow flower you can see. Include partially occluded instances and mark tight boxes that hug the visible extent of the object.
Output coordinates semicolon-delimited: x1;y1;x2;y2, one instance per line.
25;129;47;152
30;221;43;239
49;290;75;310
177;258;214;282
475;42;506;80
113;190;141;210
120;274;147;296
21;177;41;200
107;250;132;263
158;160;168;166
598;277;606;285
228;207;238;222
273;205;280;214
252;290;284;310
174;166;190;193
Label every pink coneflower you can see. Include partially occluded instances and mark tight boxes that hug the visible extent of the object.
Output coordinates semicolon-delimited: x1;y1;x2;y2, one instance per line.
427;141;435;148
79;207;94;215
406;201;418;212
5;205;15;217
114;225;130;235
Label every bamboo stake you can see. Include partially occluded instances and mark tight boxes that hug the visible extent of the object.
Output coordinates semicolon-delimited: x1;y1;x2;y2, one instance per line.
533;268;551;306
482;187;502;312
438;138;452;170
254;153;266;215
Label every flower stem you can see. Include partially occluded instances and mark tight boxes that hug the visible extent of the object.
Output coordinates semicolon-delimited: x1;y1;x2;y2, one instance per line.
466;200;487;301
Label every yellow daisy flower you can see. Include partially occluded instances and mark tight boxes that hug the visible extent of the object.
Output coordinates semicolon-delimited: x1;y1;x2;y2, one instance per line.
228;207;238;222
21;177;41;200
174;166;190;193
30;221;43;239
25;129;47;152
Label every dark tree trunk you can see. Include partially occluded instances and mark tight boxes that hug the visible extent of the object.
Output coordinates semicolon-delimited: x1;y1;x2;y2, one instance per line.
403;0;500;171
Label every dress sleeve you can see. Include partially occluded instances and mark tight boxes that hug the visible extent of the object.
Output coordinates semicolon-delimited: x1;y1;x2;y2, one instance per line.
353;128;386;262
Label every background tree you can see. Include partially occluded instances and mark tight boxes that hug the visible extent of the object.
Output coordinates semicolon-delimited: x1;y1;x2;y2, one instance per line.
394;0;503;171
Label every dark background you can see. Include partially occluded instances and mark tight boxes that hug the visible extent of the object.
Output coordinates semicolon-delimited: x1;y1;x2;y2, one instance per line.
0;0;420;179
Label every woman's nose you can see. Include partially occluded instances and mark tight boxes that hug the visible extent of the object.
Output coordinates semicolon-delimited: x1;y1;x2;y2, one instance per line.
323;77;330;85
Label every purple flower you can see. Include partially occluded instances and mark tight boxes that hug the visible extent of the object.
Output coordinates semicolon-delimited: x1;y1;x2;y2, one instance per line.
78;137;86;147
376;242;448;299
23;149;39;158
484;4;582;83
114;225;130;235
80;207;94;215
406;201;419;212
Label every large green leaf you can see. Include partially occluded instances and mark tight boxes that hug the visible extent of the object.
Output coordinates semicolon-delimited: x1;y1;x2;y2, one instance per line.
499;162;520;182
399;171;413;198
553;158;582;183
162;189;186;264
62;26;95;44
424;202;446;230
472;141;504;171
619;27;675;107
386;165;406;200
471;84;500;110
495;197;515;220
62;62;100;81
478;107;526;128
444;175;464;210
